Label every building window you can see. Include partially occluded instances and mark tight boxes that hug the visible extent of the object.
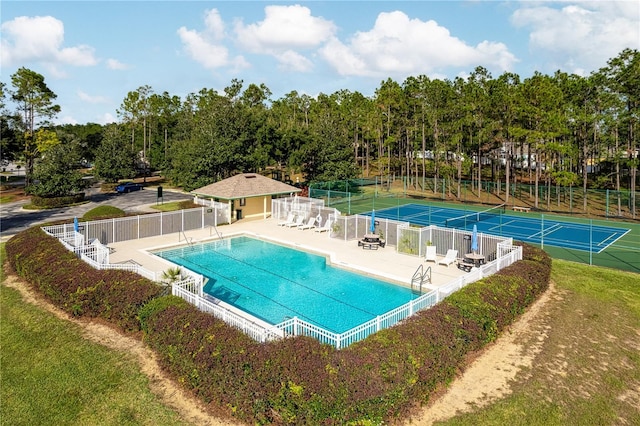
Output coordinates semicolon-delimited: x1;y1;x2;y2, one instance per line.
239;198;246;206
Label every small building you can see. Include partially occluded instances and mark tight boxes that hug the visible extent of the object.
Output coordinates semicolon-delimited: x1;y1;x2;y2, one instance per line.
191;173;302;221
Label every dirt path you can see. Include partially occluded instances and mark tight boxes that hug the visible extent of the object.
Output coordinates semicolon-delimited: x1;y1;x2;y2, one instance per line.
5;271;554;425
407;282;556;425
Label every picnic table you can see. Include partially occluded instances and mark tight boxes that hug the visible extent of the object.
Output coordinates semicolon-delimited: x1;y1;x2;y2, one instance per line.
464;252;486;267
358;233;386;250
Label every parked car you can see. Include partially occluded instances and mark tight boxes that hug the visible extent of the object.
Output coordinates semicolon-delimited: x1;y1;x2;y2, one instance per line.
115;182;143;193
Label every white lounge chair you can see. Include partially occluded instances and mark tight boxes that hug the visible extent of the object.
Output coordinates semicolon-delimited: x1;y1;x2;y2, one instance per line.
277;213;295;226
298;217;317;230
285;216;305;228
314;219;332;233
425;245;437;263
438;249;458;267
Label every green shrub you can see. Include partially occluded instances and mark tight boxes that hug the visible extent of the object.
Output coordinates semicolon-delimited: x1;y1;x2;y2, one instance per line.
30;193;85;208
82;205;126;220
138;295;189;333
5;227;163;332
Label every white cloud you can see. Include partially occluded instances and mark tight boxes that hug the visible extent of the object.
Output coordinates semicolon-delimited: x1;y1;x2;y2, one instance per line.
511;2;640;73
1;15;97;68
319;11;517;78
56;115;78;125
274;50;314;72
98;112;116;125
77;90;108;104
235;5;336;51
177;8;248;71
233;5;335;71
106;58;129;70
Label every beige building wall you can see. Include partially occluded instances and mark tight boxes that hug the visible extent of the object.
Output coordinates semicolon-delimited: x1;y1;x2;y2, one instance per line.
234;195;272;220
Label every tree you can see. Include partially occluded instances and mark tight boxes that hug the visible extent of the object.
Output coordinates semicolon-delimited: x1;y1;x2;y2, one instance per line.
93;124;137;183
517;72;565;208
602;49;640;218
0;82;21;166
9;68;60;186
490;72;521;203
30;142;88;197
55;123;104;165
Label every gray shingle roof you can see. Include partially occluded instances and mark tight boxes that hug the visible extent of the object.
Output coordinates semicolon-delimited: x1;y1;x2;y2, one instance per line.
190;173;301;199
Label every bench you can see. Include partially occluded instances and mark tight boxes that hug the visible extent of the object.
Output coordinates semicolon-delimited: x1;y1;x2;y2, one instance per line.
512;206;531;213
456;260;475;272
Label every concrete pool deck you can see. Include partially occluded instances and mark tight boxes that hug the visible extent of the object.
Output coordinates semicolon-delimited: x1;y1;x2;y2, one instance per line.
108;216;468;289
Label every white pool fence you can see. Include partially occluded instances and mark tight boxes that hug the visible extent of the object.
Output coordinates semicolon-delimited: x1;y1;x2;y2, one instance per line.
41;198;522;349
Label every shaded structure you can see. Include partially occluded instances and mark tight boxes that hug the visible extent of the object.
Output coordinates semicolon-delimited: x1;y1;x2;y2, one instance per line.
191;173;301;221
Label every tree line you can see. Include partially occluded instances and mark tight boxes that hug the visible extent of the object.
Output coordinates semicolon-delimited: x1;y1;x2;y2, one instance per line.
1;49;638;215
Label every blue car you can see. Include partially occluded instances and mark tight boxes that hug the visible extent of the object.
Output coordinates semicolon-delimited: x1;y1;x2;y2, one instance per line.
115;182;143;193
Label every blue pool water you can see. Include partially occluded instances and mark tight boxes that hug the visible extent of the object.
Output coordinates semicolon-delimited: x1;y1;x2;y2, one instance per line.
156;236;416;333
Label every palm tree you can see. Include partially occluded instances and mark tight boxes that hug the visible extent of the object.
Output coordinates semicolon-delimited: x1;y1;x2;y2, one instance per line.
160;266;183;295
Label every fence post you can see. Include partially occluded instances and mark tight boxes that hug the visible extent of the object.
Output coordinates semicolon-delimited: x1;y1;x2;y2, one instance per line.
589;219;593;266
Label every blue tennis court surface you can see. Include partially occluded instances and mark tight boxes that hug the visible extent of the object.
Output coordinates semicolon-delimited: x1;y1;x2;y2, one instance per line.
370;204;630;253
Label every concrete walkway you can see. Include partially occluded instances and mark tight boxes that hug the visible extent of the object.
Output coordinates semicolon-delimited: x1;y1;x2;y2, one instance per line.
108;216;467;289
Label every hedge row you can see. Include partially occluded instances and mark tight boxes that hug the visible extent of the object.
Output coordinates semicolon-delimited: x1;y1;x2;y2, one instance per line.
142;243;551;424
5;227;163;332
30;193;86;208
6;225;551;424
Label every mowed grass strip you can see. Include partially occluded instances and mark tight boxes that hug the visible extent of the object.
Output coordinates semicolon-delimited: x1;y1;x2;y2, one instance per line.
437;259;640;426
0;245;190;426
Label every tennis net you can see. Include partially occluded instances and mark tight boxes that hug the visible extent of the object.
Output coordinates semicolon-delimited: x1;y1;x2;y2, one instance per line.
444;204;506;228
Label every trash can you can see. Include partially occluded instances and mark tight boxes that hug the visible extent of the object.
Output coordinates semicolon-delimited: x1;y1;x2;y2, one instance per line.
236;209;242;220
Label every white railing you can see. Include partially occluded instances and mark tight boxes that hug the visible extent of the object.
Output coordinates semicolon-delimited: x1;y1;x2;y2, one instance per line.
42;227;158;281
271;242;522;348
173;278;283;343
42;206;229;246
193;197;231;224
41;207;524;349
276;289;441;349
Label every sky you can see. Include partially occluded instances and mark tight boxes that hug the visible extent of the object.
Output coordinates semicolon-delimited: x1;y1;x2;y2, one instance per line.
2;1;639;126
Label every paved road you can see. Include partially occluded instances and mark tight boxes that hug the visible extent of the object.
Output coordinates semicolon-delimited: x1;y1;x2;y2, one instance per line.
0;185;193;242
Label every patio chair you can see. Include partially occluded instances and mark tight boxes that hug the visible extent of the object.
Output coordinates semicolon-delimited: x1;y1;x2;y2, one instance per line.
425;245;437;263
277;213;295;226
438;249;458;267
285;215;305;228
314;219;332;233
298;217;317;230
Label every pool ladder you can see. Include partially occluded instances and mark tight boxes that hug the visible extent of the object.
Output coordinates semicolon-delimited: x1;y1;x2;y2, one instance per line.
411;264;431;295
179;230;194;246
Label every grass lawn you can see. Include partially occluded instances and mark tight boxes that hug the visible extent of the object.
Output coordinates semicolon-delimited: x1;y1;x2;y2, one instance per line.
149;201;186;212
0;244;192;426
437;260;640;425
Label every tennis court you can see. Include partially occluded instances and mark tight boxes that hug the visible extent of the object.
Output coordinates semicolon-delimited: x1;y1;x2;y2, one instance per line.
370;203;630;253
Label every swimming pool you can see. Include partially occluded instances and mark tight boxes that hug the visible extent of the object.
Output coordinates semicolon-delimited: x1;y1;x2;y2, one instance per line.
155;236;416;333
